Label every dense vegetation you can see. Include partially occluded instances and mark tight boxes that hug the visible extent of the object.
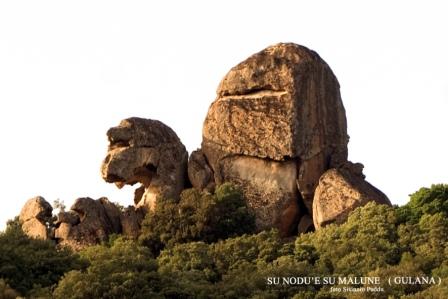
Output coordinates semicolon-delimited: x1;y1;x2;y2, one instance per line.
1;184;447;298
0;218;84;297
139;183;255;255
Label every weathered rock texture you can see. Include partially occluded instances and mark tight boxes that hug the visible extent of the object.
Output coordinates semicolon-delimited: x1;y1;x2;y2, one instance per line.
313;164;391;229
190;43;392;234
19;196;53;239
193;43;350;235
101;117;188;211
54;197;123;249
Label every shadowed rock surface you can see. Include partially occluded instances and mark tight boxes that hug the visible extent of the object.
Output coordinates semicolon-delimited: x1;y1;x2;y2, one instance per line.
188;149;215;192
54;197;123;250
101;117;188;211
120;206;145;239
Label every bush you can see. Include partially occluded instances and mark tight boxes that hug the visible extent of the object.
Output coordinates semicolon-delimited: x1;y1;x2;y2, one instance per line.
2;184;448;298
156;230;296;298
53;237;162;299
396;184;448;224
0;217;83;296
139;183;255;255
296;202;401;277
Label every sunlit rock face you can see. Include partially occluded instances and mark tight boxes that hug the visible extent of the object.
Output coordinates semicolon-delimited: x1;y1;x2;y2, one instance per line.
313;164;391;229
192;43;389;235
19;196;53;240
101;117;188;211
19;196;144;250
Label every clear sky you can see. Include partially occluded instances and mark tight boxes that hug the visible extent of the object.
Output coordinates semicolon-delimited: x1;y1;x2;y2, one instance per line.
0;1;447;230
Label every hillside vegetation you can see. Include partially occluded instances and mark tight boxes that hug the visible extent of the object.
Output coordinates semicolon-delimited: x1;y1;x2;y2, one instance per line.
1;184;447;299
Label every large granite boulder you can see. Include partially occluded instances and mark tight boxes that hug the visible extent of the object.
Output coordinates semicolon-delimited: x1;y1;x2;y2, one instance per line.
101;117;188;211
313;163;391;228
19;196;53;239
193;43;349;235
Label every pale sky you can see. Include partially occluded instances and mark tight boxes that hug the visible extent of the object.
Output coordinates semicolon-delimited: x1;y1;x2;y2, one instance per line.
1;1;447;230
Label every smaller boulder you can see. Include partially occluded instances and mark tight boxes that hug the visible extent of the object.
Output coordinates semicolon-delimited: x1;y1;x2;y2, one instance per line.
313;165;391;229
54;222;72;240
19;196;52;223
21;218;49;240
120;206;145;239
19;196;53;239
99;197;122;233
55;197;122;249
188;149;215;192
55;211;80;226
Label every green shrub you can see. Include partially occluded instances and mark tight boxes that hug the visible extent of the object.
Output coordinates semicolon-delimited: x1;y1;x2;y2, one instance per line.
53;237;162;299
296;202;401;276
139;183;255;255
396;184;448;224
0;217;83;296
2;184;448;298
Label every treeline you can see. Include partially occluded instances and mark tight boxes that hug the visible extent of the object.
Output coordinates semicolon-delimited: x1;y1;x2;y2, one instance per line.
1;184;447;298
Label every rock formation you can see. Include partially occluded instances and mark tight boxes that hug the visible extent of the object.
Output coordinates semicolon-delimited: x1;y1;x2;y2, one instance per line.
18;42;391;245
54;197;123;249
101;117;188;211
120;206;144;239
19;196;53;240
19;195;144;250
313;163;391;228
191;43;351;235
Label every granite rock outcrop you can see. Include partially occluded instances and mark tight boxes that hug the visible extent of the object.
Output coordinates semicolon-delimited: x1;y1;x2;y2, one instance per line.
192;43;355;235
101;117;188;211
19;43;391;245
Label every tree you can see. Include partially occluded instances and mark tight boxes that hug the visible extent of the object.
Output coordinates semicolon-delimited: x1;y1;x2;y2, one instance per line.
53;237;162;299
139;183;255;255
0;217;83;296
296;202;401;277
396;184;448;224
